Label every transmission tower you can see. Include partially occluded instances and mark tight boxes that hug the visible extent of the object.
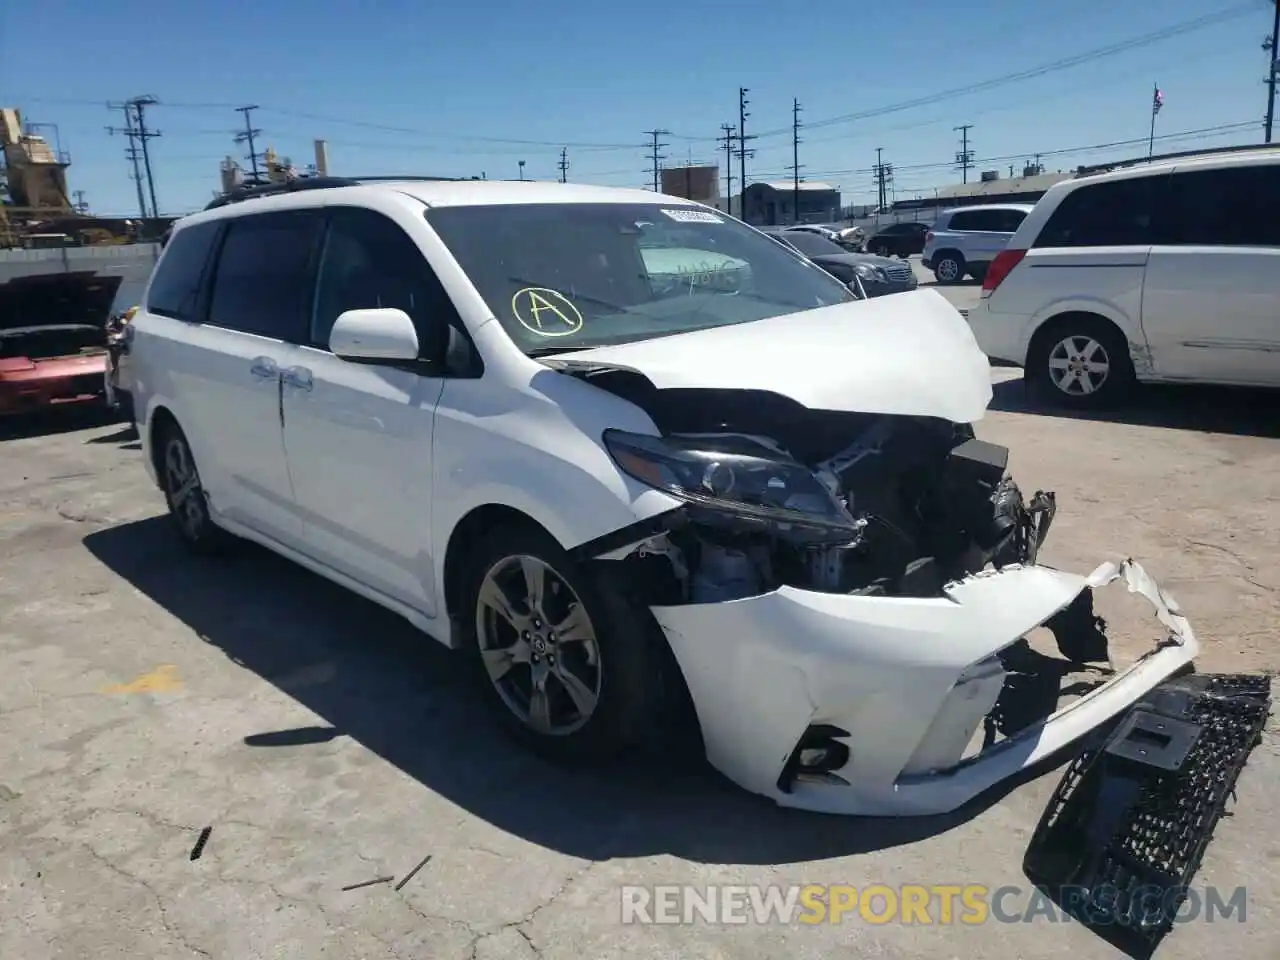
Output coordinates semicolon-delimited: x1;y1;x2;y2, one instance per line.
873;147;894;211
717;123;736;215
235;105;264;183
644;129;669;192
106;102;149;218
558;147;569;183
954;124;975;184
737;88;758;217
787;98;804;224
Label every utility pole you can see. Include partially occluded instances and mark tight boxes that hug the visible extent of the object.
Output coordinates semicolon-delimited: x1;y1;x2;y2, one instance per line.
644;129;669;192
954;124;974;184
129;96;161;218
717;124;736;215
788;98;804;224
737;88;757;221
235;105;263;183
518;160;526;180
558;148;569;183
873;148;893;212
72;190;89;214
106;102;148;218
1265;0;1279;143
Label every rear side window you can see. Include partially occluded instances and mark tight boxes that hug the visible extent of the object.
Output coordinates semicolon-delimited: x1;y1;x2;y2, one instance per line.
1033;177;1157;248
145;220;220;320
948;209;1013;232
993;209;1027;232
1153;164;1280;247
207;210;324;340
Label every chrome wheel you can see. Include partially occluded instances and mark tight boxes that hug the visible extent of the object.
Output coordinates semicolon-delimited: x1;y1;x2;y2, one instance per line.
1048;335;1110;397
935;256;961;282
163;435;206;538
475;554;603;736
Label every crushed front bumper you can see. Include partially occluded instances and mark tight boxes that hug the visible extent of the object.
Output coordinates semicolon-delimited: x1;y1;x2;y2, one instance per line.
651;559;1198;817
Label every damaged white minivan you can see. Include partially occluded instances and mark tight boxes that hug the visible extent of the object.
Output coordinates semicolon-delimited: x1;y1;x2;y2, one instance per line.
127;178;1199;816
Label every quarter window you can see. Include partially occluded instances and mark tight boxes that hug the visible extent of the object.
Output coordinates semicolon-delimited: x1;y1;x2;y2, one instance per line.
1033;177;1158;248
207;210;323;341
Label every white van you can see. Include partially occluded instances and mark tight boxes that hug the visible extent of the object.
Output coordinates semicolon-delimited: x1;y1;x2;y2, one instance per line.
966;145;1280;407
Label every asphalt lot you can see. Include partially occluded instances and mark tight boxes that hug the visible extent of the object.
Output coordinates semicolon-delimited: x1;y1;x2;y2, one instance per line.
2;271;1278;959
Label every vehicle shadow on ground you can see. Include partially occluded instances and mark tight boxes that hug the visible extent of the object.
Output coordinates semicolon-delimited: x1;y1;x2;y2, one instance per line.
0;405;123;442
82;516;1058;866
990;376;1280;439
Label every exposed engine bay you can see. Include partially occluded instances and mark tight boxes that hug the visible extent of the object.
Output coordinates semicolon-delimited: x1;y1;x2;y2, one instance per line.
0;324;108;361
570;370;1056;603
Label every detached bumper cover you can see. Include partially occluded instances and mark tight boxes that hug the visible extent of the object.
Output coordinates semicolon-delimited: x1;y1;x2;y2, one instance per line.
651;559;1198;817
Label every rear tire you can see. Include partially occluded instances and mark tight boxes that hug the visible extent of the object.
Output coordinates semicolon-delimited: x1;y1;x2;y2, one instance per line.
156;421;233;555
1026;316;1135;409
458;524;675;766
932;251;965;284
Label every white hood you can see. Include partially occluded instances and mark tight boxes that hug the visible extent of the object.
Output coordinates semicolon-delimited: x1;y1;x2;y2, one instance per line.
551;288;993;423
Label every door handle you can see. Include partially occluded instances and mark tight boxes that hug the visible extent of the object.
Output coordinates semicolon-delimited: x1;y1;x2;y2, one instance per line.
280;365;314;391
249;356;279;380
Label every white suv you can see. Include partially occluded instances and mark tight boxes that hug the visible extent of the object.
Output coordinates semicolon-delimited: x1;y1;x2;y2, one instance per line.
126;177;1198;816
921;203;1034;284
967;146;1280;408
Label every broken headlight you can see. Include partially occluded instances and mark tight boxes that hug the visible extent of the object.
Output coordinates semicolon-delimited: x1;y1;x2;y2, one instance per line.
604;429;860;540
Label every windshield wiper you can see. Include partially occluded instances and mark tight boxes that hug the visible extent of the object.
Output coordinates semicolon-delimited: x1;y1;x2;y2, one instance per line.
526;345;594;358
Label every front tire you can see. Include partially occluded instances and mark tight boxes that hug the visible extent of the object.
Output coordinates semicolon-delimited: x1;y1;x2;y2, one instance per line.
1026;316;1135;409
459;524;669;765
157;422;232;554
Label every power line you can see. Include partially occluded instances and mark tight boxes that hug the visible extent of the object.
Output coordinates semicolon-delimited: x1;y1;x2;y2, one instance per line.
558;147;569;183
644;129;669;191
717;123;736;215
234;105;264;183
954;124;974;184
787;98;804;224
751;3;1259;139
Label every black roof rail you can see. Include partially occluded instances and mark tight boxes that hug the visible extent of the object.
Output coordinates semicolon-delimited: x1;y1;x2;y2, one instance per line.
203;174;486;211
1074;142;1280;178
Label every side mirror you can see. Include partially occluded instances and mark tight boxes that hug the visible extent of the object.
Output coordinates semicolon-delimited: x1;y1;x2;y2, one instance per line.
329;308;420;361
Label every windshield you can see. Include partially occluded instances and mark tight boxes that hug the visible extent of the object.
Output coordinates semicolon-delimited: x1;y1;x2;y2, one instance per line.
424;203;853;353
780;230;847;257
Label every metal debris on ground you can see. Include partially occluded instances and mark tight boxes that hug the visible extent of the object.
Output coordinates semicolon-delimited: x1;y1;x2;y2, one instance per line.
1023;672;1272;954
189;826;211;861
395;853;432;891
341;875;395;892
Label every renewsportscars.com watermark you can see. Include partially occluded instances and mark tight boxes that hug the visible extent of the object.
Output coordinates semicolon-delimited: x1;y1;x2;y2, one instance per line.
620;884;1249;926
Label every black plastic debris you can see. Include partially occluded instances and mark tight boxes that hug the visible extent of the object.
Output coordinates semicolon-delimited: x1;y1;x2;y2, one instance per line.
189;826;212;861
395;853;432;891
1023;672;1271;956
342;875;394;892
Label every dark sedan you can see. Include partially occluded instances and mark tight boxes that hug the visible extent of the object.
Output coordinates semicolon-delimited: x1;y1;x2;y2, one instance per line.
762;228;918;298
865;220;931;258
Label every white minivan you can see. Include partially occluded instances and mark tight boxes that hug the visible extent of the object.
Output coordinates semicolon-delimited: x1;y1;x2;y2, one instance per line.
967;146;1280;407
124;177;1198;816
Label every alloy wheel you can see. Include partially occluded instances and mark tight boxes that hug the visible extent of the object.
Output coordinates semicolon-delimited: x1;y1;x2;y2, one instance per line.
475;554;603;736
164;436;206;538
1048;335;1111;397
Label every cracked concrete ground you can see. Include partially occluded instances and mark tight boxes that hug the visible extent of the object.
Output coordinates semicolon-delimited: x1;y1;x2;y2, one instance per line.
2;342;1279;958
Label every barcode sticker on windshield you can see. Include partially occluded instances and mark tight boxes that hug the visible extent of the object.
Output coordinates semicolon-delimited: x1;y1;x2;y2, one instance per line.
661;208;724;224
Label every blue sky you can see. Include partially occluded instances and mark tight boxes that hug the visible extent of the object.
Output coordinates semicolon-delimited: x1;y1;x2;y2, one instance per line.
3;0;1276;215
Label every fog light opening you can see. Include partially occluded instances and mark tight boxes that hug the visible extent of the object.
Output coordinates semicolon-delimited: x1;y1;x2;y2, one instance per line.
777;724;852;793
